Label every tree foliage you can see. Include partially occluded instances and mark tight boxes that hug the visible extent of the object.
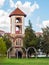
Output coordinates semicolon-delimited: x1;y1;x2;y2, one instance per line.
23;20;38;48
42;26;49;56
2;34;12;50
0;38;7;56
36;35;43;49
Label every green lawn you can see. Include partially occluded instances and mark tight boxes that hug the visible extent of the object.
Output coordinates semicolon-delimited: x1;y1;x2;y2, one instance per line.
0;58;49;65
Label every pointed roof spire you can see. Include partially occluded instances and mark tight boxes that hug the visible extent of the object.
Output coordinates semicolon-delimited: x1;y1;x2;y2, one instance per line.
9;8;26;17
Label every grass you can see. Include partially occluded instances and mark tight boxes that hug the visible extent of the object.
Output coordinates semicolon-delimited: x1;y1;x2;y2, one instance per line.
0;57;49;65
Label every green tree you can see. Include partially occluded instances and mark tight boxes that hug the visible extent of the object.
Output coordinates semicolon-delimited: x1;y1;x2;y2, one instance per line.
36;35;43;49
23;20;38;48
0;38;7;57
42;26;49;57
3;34;12;50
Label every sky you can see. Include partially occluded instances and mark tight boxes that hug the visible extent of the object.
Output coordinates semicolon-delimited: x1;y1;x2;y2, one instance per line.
0;0;49;32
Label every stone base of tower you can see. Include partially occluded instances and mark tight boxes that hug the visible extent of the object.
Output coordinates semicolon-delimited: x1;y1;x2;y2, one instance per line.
7;33;25;58
7;46;26;58
11;47;23;58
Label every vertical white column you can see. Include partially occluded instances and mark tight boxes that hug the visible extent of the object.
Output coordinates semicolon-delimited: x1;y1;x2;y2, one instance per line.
22;16;25;34
11;16;15;34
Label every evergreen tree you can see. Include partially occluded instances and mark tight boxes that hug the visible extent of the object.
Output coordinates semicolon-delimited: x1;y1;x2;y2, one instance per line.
23;20;38;48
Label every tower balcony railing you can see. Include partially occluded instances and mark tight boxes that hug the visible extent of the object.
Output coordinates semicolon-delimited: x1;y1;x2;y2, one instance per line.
16;31;22;34
13;45;23;49
16;34;24;37
15;22;22;25
15;31;24;37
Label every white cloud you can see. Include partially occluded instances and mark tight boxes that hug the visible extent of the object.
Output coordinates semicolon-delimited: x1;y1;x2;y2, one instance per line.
39;20;49;32
9;0;15;8
0;10;10;32
36;23;42;28
36;20;49;29
36;16;42;28
39;30;43;33
0;0;5;7
22;1;31;8
9;1;39;15
30;2;39;12
16;1;39;15
15;1;22;7
43;20;49;27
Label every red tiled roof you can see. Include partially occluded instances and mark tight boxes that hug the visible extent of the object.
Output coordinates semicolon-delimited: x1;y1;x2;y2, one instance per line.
35;32;43;37
9;8;26;17
36;32;43;35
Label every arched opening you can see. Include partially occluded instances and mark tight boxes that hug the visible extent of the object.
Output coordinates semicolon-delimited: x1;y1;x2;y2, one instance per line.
18;51;22;58
27;47;37;58
15;50;22;58
28;48;35;57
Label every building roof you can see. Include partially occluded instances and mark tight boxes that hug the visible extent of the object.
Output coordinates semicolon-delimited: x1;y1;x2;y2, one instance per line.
0;30;5;36
9;8;26;17
0;30;5;33
35;32;43;37
36;32;43;35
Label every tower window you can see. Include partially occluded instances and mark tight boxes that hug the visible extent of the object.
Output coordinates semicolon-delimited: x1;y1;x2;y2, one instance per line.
16;41;19;45
16;38;22;46
16;26;22;34
16;19;19;23
16;26;20;31
16;26;20;34
16;18;21;23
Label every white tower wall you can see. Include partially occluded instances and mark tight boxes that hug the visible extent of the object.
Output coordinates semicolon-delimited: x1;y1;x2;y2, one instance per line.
11;16;15;34
22;16;25;34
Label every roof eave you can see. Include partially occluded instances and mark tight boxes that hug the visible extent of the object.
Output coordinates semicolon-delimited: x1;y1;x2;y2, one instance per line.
9;14;26;17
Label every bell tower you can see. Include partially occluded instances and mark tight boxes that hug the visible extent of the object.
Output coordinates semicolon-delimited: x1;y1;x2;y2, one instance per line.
9;8;26;48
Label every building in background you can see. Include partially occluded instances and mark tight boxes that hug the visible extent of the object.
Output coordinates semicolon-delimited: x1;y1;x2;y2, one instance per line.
35;32;43;37
0;30;5;37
